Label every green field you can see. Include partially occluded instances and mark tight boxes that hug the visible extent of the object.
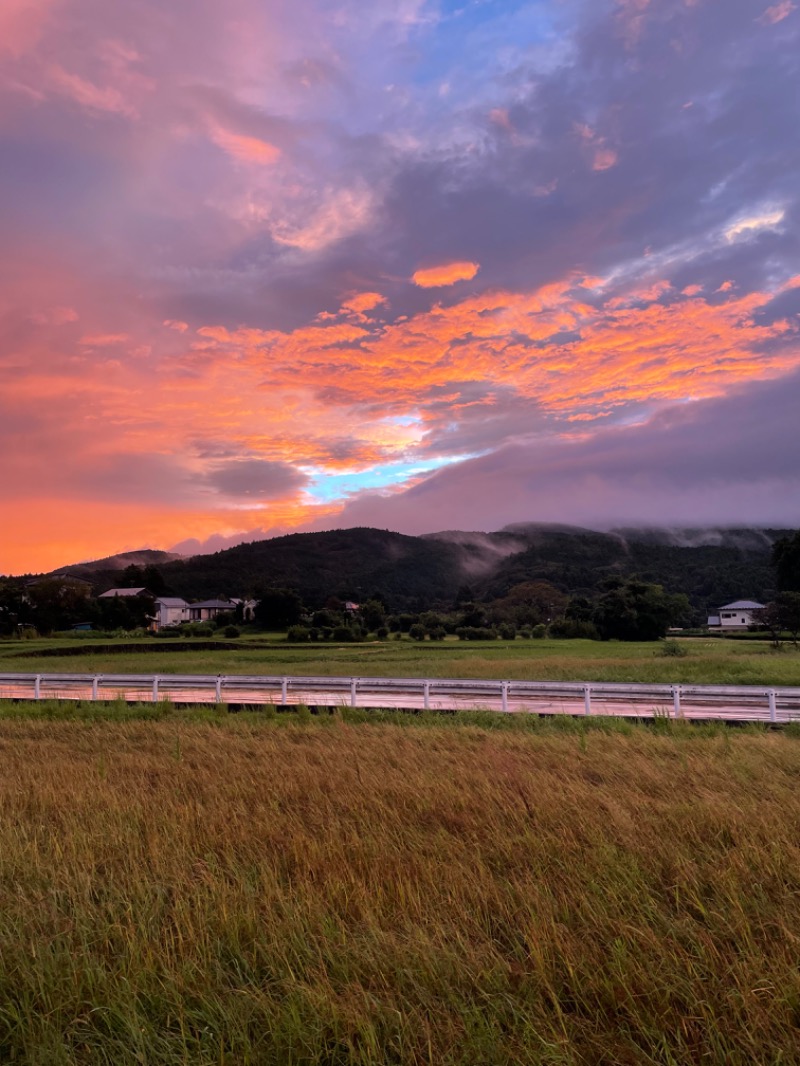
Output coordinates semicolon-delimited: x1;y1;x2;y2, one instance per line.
2;633;800;686
2;709;800;1064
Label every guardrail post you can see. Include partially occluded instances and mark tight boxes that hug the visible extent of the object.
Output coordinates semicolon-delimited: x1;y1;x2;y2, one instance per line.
34;675;41;700
152;676;159;703
769;689;777;724
583;685;591;715
92;676;99;701
215;675;222;702
672;685;682;718
423;681;430;710
351;679;358;707
501;681;509;713
281;677;288;706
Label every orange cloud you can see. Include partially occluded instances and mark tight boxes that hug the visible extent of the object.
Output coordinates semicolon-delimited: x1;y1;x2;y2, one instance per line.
189;272;798;445
4;260;798;574
342;292;386;314
412;261;480;287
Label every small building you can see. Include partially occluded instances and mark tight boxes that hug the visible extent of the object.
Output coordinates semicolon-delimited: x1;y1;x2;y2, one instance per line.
99;587;149;598
150;596;190;630
707;600;765;631
188;599;234;622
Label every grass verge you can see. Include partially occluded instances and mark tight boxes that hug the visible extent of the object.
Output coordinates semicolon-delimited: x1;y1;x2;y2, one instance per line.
1;711;800;1063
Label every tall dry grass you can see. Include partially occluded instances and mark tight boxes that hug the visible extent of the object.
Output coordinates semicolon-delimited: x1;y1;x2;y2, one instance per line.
1;715;800;1064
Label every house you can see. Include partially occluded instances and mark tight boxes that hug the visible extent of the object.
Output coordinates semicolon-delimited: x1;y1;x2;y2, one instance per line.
99;587;149;598
231;597;257;622
188;599;235;622
707;600;765;631
150;596;190;630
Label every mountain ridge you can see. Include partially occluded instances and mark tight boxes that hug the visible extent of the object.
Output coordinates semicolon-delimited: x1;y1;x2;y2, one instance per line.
34;524;790;620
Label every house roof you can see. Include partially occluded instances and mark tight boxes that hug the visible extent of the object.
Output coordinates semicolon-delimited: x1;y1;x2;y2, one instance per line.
191;599;233;609
99;587;148;598
156;597;189;607
719;600;765;610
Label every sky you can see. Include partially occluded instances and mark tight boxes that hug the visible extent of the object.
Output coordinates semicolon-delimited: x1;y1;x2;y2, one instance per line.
1;0;799;574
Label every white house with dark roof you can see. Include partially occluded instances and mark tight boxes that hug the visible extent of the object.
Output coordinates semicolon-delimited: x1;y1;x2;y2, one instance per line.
151;596;190;630
707;600;765;631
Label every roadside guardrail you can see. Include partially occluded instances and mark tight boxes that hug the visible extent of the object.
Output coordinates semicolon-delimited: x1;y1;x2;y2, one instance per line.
1;673;799;723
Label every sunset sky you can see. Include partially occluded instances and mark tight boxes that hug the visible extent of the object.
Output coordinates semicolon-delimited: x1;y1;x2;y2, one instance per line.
1;0;799;574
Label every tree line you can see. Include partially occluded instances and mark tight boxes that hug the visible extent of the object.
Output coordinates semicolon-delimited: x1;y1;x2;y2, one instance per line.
3;530;798;642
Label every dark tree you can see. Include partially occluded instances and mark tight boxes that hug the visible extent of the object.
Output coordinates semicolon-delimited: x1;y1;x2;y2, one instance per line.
773;531;800;593
254;588;304;631
756;593;800;647
359;600;386;631
592;579;691;641
142;565;168;596
754;601;786;648
121;564;144;588
778;592;800;646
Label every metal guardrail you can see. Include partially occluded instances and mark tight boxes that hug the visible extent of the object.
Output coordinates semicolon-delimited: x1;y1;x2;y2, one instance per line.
1;672;800;723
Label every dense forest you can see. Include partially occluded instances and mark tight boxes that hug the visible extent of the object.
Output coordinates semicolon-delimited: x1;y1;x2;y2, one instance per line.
44;524;787;623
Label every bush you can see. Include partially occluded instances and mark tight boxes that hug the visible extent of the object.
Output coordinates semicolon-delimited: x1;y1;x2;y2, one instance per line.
287;625;311;643
332;625;359;642
428;626;447;641
498;623;517;641
223;625;240;639
455;626;498;641
182;623;214;637
549;618;599;640
659;639;688;658
409;623;426;641
531;624;547;639
154;627;181;638
376;626;389;640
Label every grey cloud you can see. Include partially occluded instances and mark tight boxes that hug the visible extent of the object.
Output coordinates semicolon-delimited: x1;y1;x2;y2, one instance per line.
204;459;309;498
319;369;800;533
754;282;800;327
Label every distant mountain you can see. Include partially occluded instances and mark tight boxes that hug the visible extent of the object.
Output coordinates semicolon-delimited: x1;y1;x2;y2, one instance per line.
54;549;185;581
610;527;782;551
42;524;790;619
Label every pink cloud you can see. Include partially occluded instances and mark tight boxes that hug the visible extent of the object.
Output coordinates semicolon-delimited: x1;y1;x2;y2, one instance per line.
0;0;59;57
208;122;281;165
593;147;618;171
47;63;138;118
760;1;796;24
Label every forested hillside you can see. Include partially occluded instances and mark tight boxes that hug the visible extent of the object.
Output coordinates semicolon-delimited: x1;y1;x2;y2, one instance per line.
45;525;788;620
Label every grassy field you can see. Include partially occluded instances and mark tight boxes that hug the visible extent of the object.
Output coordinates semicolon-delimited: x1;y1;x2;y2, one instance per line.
2;633;800;686
2;708;800;1064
